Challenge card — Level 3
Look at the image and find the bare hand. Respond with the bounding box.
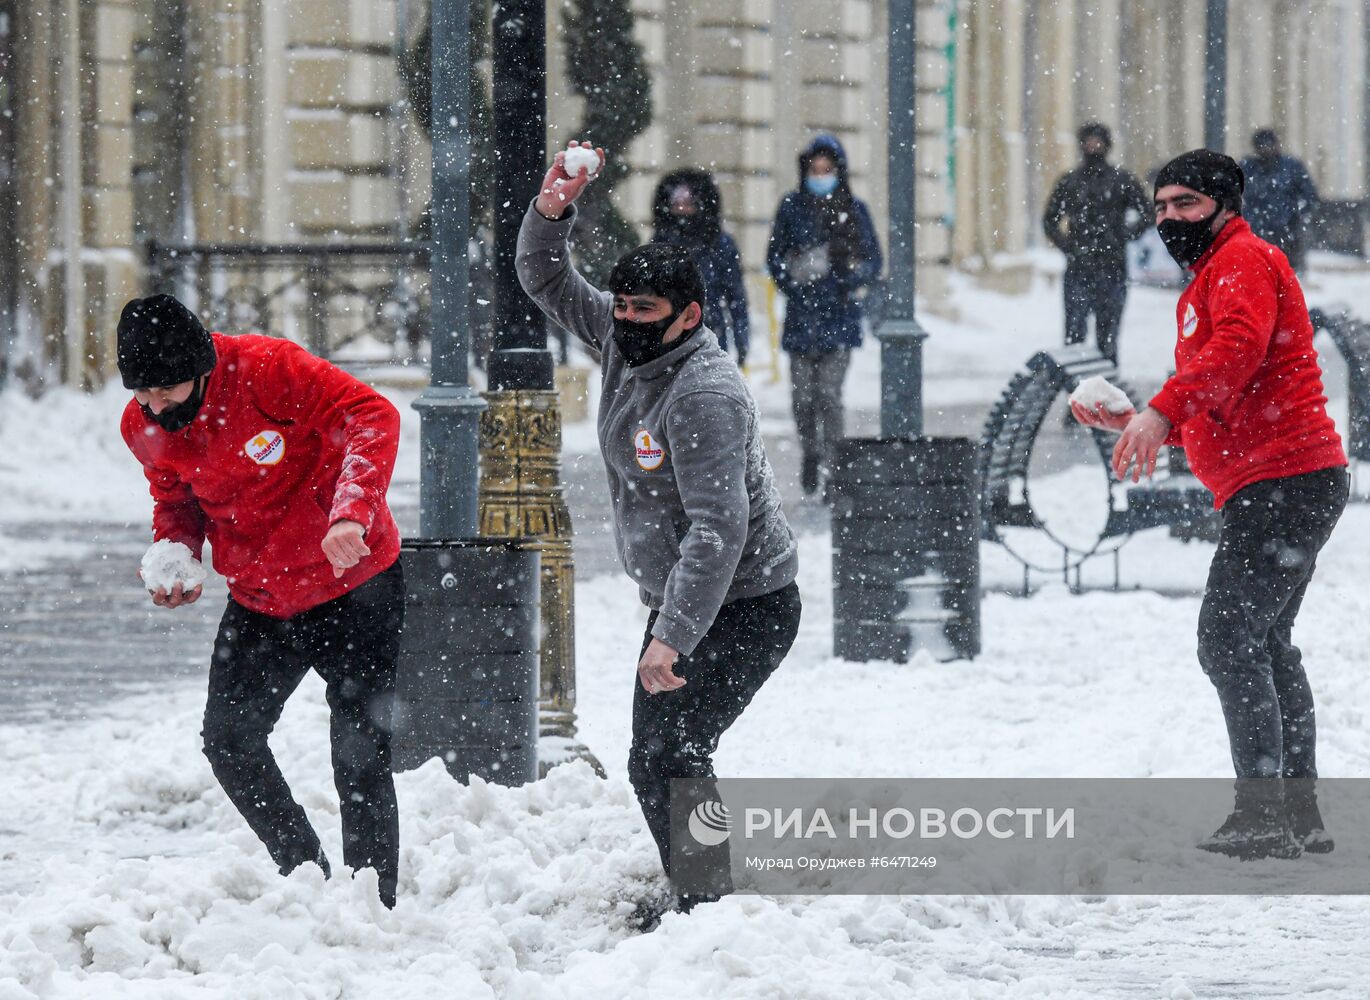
[534,141,606,220]
[322,519,370,578]
[1069,399,1136,433]
[1111,407,1172,482]
[150,581,203,608]
[638,638,687,695]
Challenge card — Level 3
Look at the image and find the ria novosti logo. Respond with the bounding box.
[687,800,732,846]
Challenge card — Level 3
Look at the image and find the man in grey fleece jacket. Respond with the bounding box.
[518,143,801,918]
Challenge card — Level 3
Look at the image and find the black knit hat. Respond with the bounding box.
[116,294,216,389]
[1154,149,1245,212]
[608,243,706,316]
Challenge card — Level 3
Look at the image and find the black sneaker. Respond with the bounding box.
[1288,787,1335,854]
[625,890,678,933]
[1197,808,1303,860]
[801,454,820,495]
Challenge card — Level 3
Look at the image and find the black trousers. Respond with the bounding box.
[629,582,801,882]
[1063,264,1127,363]
[202,559,405,906]
[1197,468,1348,781]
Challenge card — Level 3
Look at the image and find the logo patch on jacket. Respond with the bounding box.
[1181,303,1199,338]
[245,430,285,466]
[634,429,665,471]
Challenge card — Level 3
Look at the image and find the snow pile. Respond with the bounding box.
[7,521,1370,992]
[139,539,207,593]
[1069,375,1134,415]
[563,146,600,178]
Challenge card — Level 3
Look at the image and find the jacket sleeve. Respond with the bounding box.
[1043,176,1071,252]
[120,407,208,559]
[839,200,884,292]
[722,234,751,353]
[1295,163,1319,215]
[258,340,400,534]
[1124,172,1153,241]
[515,201,614,351]
[649,391,752,656]
[766,197,801,298]
[1148,248,1278,430]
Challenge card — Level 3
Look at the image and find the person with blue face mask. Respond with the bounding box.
[767,133,883,498]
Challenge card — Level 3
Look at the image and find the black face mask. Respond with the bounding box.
[1082,151,1107,167]
[612,311,687,367]
[1157,207,1222,268]
[141,375,207,432]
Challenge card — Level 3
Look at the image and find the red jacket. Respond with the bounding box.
[1148,217,1345,508]
[121,333,402,619]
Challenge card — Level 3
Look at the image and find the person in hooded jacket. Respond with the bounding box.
[767,133,883,496]
[1043,122,1152,364]
[651,169,750,367]
[1072,149,1347,862]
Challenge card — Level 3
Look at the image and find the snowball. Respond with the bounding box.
[140,539,207,593]
[1069,375,1134,415]
[563,146,600,178]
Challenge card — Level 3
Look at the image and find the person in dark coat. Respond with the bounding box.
[651,169,750,367]
[1043,123,1151,364]
[766,133,883,496]
[1239,128,1319,273]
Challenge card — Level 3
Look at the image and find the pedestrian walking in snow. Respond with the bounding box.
[519,142,801,925]
[766,133,883,497]
[117,294,406,907]
[1042,123,1152,364]
[1072,150,1348,861]
[1239,128,1320,274]
[651,169,751,368]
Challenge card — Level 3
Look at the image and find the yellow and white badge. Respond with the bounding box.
[1181,302,1199,338]
[634,428,665,471]
[245,430,285,466]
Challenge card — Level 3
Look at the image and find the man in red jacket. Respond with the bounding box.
[1073,150,1348,860]
[117,294,406,906]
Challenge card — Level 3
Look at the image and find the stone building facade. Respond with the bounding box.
[1,0,1365,388]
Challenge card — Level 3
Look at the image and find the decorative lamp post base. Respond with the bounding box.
[478,386,604,778]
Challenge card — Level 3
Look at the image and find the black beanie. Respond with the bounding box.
[1154,149,1245,213]
[116,294,216,389]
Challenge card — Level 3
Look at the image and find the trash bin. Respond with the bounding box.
[391,539,540,784]
[830,437,981,661]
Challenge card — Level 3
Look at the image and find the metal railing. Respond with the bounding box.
[144,241,433,365]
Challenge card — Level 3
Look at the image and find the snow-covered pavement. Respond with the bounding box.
[4,264,1370,996]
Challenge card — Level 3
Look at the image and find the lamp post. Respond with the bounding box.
[412,0,485,538]
[479,0,590,770]
[877,0,928,440]
[1204,0,1228,152]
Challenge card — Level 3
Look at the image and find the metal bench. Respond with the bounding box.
[979,346,1219,589]
[1310,306,1370,464]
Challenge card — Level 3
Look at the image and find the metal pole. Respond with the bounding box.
[1204,0,1227,152]
[878,0,928,440]
[488,0,553,391]
[413,0,486,538]
[481,0,592,769]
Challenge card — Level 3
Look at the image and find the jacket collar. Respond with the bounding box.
[1190,215,1250,273]
[624,327,714,381]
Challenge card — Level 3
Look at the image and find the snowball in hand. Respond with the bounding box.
[1070,375,1134,415]
[563,146,600,178]
[140,540,207,593]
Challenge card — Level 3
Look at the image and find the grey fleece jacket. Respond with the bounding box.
[517,201,799,655]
